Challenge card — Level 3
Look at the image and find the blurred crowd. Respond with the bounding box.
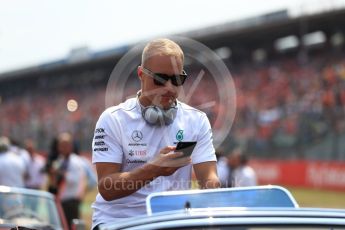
[229,54,345,159]
[0,134,97,229]
[0,53,345,160]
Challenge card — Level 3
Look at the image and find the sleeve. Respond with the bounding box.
[191,113,217,164]
[92,109,123,164]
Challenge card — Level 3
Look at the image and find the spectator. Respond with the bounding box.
[0,136,27,187]
[47,132,87,229]
[9,138,30,182]
[24,139,46,190]
[81,156,97,192]
[215,149,231,187]
[227,147,257,187]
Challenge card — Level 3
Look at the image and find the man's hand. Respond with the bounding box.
[150,146,191,176]
[96,145,191,201]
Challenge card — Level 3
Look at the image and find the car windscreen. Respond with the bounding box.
[148,187,297,214]
[0,192,62,229]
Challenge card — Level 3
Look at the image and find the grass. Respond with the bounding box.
[287,186,345,209]
[81,188,97,229]
[80,186,345,229]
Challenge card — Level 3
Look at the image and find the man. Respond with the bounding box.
[24,139,46,190]
[47,132,87,229]
[92,38,220,229]
[216,152,231,188]
[227,147,257,187]
[0,136,27,187]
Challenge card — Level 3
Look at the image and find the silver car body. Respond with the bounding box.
[100,185,345,230]
[0,185,64,230]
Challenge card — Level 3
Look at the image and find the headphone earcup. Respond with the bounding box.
[163,107,177,125]
[143,106,164,125]
[139,96,177,126]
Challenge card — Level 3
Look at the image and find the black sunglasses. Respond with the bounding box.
[141,67,188,86]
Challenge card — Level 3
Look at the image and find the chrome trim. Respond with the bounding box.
[102,208,345,230]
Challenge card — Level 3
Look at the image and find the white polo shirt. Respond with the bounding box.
[91,98,216,227]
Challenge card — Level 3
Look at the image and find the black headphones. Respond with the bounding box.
[137,91,177,126]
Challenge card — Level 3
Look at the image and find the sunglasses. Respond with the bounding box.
[141,67,188,86]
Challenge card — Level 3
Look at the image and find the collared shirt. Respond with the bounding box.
[91,98,216,227]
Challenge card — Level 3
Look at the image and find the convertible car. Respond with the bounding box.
[0,185,68,230]
[100,185,345,230]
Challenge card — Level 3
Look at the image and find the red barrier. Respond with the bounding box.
[250,160,345,191]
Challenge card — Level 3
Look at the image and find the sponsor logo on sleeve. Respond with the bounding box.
[93,128,108,152]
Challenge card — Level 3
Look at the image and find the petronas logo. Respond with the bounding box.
[176,130,184,141]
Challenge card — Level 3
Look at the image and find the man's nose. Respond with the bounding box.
[164,79,176,91]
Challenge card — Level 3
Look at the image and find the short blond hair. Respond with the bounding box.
[141,38,184,67]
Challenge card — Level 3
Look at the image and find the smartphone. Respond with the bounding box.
[175,141,197,158]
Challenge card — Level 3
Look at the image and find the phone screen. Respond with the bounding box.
[175,141,197,158]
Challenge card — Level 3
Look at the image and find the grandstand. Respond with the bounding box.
[1,7,344,163]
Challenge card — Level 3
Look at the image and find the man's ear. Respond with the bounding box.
[137,66,143,80]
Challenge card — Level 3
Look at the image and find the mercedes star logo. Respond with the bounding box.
[131,130,143,142]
